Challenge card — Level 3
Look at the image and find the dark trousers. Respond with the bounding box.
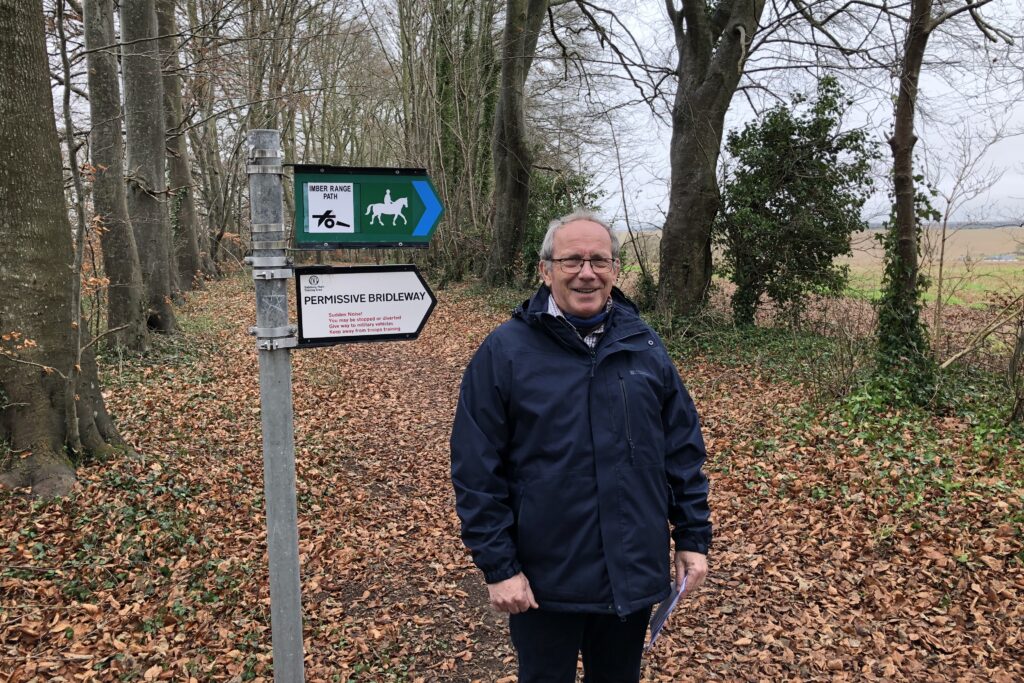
[508,607,652,683]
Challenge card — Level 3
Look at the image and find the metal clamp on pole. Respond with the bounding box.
[249,147,282,160]
[252,268,294,280]
[257,337,299,351]
[252,240,290,251]
[248,323,299,350]
[247,164,284,175]
[251,222,287,234]
[249,324,296,338]
[245,255,290,268]
[250,324,299,351]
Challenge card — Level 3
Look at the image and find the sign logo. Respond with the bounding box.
[308,275,320,286]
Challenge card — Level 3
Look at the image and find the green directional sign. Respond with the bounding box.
[292,165,444,248]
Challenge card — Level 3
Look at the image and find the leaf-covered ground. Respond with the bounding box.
[2,275,1022,682]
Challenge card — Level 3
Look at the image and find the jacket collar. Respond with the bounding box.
[514,285,642,331]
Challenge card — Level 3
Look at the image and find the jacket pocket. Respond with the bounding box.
[516,471,607,602]
[615,369,665,466]
[616,465,671,600]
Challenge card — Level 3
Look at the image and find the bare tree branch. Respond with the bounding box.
[928,0,995,32]
[940,292,1024,369]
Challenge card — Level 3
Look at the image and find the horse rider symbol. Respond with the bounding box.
[366,188,408,226]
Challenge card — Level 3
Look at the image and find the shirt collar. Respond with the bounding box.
[545,294,613,319]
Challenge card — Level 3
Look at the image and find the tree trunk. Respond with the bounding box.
[884,0,932,348]
[186,0,242,272]
[157,0,203,292]
[398,0,433,165]
[121,0,178,332]
[658,114,723,316]
[0,0,120,497]
[873,0,940,388]
[657,0,765,316]
[83,0,149,352]
[184,0,220,275]
[485,0,547,286]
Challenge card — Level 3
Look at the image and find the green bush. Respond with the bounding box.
[714,76,878,326]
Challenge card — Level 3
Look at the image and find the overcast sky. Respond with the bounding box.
[588,1,1024,230]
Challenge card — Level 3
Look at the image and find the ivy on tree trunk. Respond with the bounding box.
[486,0,548,286]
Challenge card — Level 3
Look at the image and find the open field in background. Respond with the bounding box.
[617,226,1024,308]
[847,227,1024,268]
[616,230,662,275]
[845,227,1024,307]
[614,226,1024,378]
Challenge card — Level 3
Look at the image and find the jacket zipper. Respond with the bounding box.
[618,373,635,463]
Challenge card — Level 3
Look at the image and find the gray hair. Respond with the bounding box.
[538,209,620,265]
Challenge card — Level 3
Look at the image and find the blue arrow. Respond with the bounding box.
[412,180,442,237]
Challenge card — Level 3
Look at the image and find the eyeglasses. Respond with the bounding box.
[549,257,618,274]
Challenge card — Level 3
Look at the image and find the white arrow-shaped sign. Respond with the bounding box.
[295,265,436,346]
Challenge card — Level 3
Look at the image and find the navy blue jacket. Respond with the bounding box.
[450,286,712,616]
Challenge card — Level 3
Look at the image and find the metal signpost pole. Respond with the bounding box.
[245,129,305,682]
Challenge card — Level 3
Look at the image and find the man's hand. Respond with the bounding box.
[486,572,539,614]
[675,551,708,598]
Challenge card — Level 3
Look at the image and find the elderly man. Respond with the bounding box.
[450,210,711,682]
